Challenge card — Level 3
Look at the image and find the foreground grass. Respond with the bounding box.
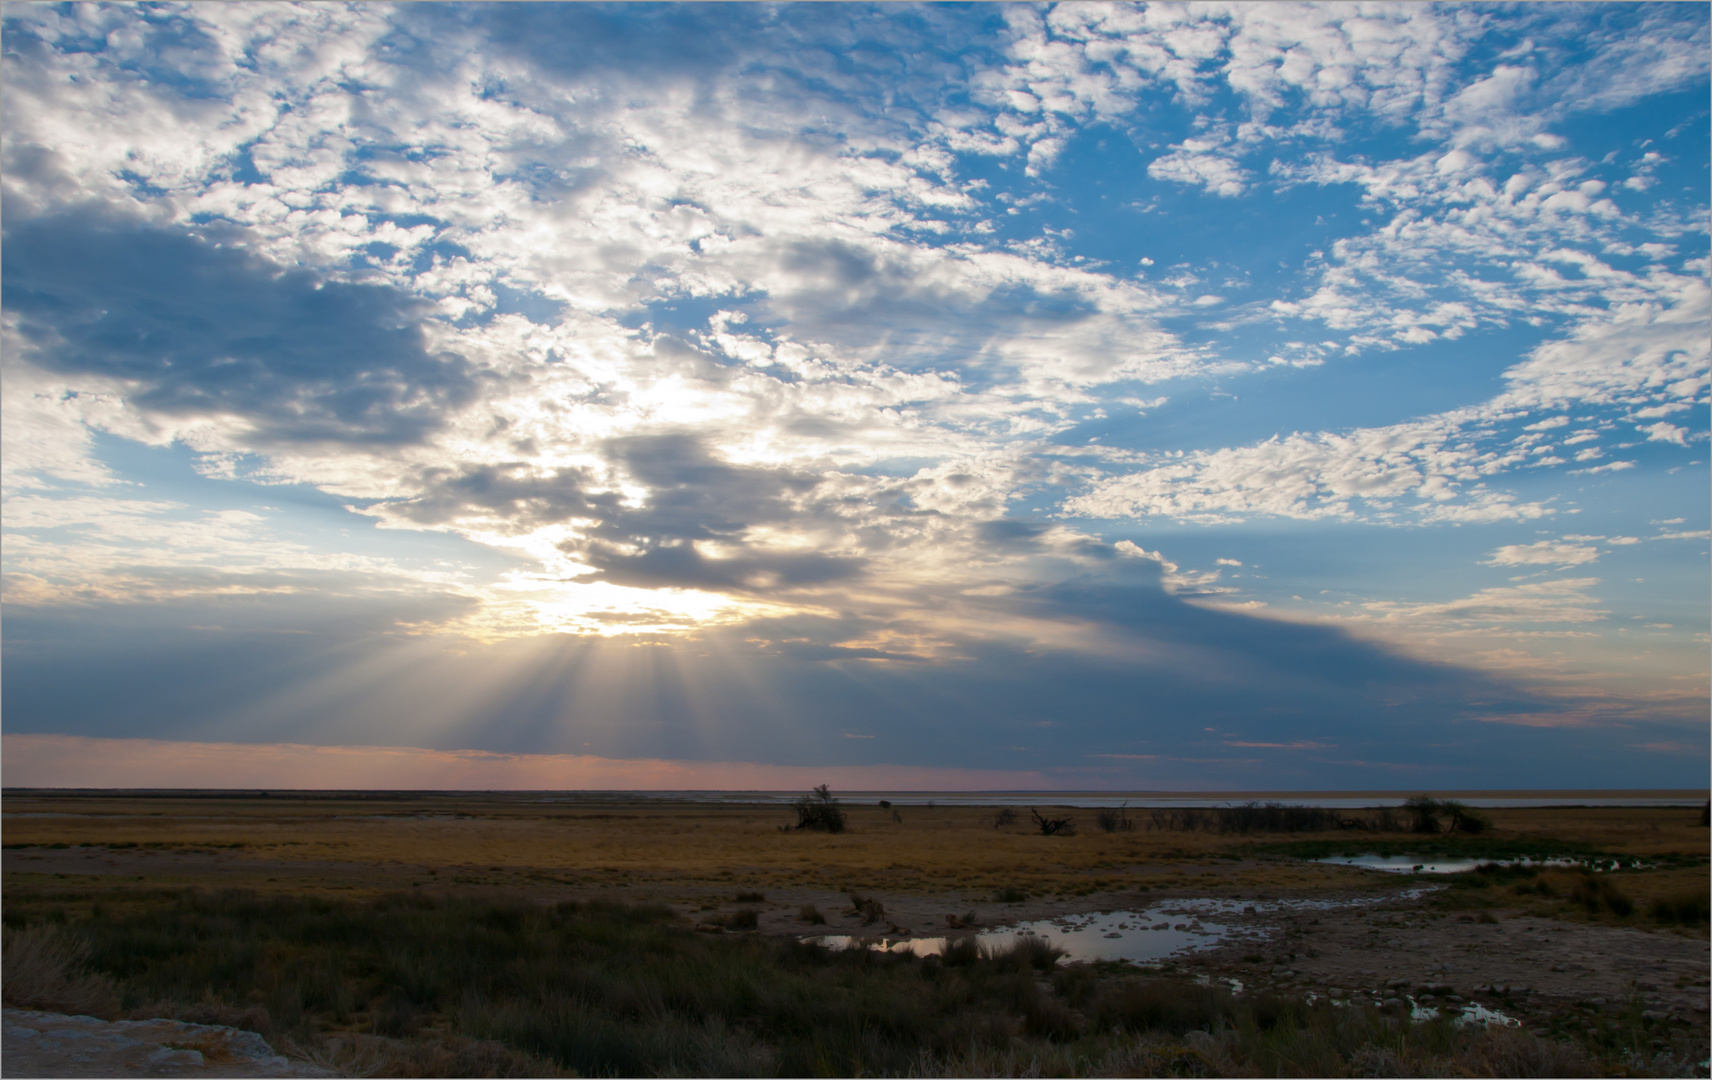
[5,887,1698,1077]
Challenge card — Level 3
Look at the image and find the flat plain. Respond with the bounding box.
[3,790,1708,1077]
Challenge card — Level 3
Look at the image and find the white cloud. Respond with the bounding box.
[1360,577,1608,628]
[1484,541,1600,567]
[1067,279,1707,526]
[1147,137,1248,197]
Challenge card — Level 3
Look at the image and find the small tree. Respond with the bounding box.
[1440,799,1488,834]
[1403,795,1442,834]
[792,784,846,833]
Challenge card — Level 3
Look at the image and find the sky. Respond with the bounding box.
[2,2,1707,792]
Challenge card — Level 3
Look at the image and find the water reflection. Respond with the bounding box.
[1315,854,1585,874]
[804,902,1256,964]
[1409,997,1521,1028]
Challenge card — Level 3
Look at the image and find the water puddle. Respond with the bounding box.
[1408,997,1521,1028]
[1315,854,1583,875]
[804,901,1257,964]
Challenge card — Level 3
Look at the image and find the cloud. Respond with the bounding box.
[2,213,477,446]
[2,574,1651,787]
[1147,137,1248,197]
[1359,577,1608,628]
[1,3,1705,787]
[1067,282,1708,526]
[1484,541,1600,568]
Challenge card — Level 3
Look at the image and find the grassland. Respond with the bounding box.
[2,790,1707,1076]
[4,791,1705,898]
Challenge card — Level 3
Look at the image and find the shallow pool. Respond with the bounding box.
[1314,854,1582,874]
[804,900,1262,964]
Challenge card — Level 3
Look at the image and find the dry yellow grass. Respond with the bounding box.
[4,793,1705,902]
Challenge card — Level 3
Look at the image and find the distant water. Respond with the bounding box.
[554,790,1706,809]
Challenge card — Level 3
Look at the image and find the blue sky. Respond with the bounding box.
[2,2,1707,790]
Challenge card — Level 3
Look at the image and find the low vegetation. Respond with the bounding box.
[0,888,1653,1078]
[1145,796,1490,836]
[1030,807,1076,836]
[790,784,846,833]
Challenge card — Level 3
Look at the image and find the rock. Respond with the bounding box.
[2,1008,331,1078]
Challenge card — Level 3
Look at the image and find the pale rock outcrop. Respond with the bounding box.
[2,1008,333,1078]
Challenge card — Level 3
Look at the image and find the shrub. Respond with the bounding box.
[790,785,846,833]
[733,891,766,903]
[992,887,1026,904]
[1095,806,1135,834]
[1403,795,1442,833]
[992,807,1018,828]
[1440,799,1489,834]
[1029,808,1076,836]
[716,908,759,931]
[796,904,825,925]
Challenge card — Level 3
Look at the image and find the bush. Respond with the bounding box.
[796,904,825,925]
[733,891,766,903]
[1095,806,1135,833]
[992,807,1018,828]
[790,785,846,833]
[716,908,759,931]
[992,887,1026,903]
[1403,795,1442,833]
[1030,808,1076,836]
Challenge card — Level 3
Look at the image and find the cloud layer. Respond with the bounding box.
[3,3,1706,787]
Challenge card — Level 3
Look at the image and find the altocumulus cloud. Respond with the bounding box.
[1,2,1706,789]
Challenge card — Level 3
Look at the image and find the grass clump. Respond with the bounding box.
[1648,888,1710,925]
[796,903,826,925]
[1,924,121,1018]
[714,907,759,931]
[1570,872,1634,916]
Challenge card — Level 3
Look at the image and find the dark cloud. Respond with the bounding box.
[6,582,1703,789]
[2,213,479,444]
[389,434,867,594]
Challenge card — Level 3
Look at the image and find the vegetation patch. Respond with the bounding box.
[0,888,1652,1077]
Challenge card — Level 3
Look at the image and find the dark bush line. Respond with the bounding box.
[1144,796,1489,835]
